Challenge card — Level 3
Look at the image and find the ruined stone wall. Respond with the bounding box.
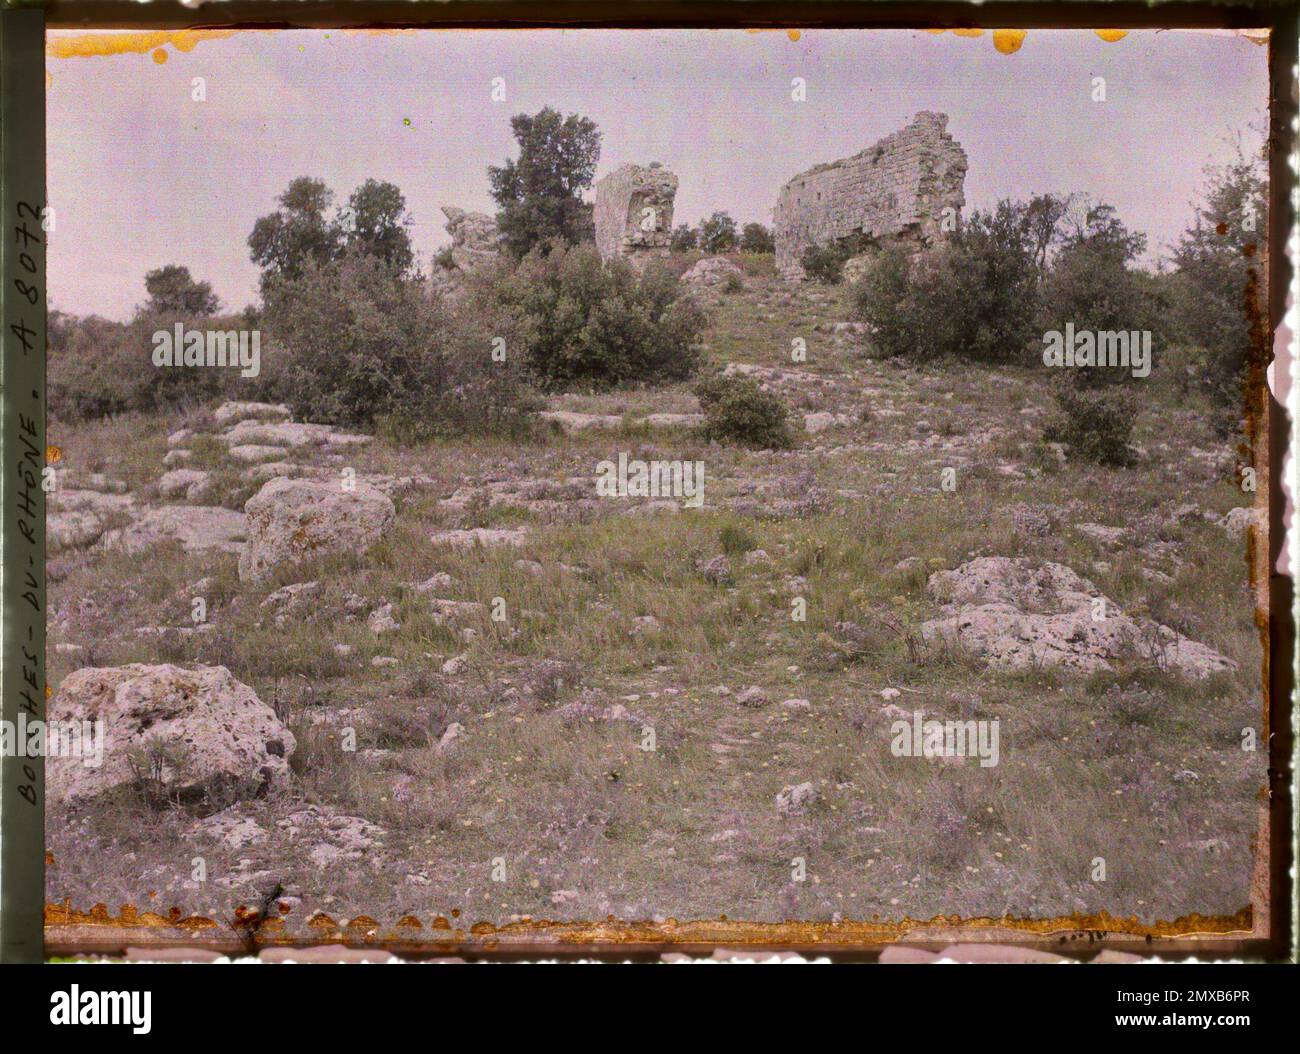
[594,163,678,263]
[773,112,967,280]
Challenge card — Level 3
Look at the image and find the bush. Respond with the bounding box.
[261,252,533,440]
[801,241,855,285]
[481,239,705,391]
[740,222,774,254]
[695,373,794,450]
[1043,385,1137,467]
[49,309,248,421]
[852,201,1041,364]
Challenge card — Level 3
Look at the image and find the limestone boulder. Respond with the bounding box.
[48,664,294,806]
[681,256,744,289]
[239,476,395,583]
[920,557,1235,679]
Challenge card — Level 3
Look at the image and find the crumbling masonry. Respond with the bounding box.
[594,163,678,263]
[773,112,968,280]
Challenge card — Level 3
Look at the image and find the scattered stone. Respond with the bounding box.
[260,581,321,626]
[515,558,545,576]
[370,656,398,669]
[441,655,468,676]
[429,527,529,549]
[780,698,811,711]
[681,256,744,288]
[1218,506,1265,536]
[213,400,292,426]
[1075,523,1126,545]
[436,722,464,755]
[158,468,211,501]
[367,603,401,636]
[47,663,294,806]
[736,685,769,708]
[239,477,395,583]
[776,781,817,816]
[413,573,454,594]
[879,687,901,701]
[700,554,732,584]
[743,549,772,567]
[920,557,1236,679]
[104,506,246,555]
[49,511,106,553]
[227,443,285,464]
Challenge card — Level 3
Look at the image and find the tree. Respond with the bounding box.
[1171,143,1268,424]
[141,265,219,316]
[488,107,602,257]
[1023,192,1076,277]
[852,199,1040,364]
[697,211,738,253]
[342,178,414,273]
[248,177,342,291]
[671,224,698,251]
[1040,201,1157,385]
[740,222,775,254]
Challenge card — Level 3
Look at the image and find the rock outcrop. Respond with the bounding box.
[239,477,395,583]
[429,206,501,299]
[681,256,744,289]
[773,111,967,280]
[48,664,294,806]
[594,162,678,263]
[920,557,1235,679]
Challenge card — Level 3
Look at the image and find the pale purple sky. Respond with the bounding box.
[47,27,1268,320]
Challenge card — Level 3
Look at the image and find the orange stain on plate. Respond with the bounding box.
[45,445,62,464]
[1095,29,1129,43]
[45,30,237,61]
[992,30,1028,54]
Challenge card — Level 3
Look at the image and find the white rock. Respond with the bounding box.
[47,664,293,805]
[239,477,395,583]
[212,401,292,426]
[776,781,817,816]
[921,557,1235,679]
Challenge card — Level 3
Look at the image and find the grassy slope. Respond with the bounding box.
[46,260,1265,928]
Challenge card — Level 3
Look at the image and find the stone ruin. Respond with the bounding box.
[593,162,678,263]
[773,112,967,280]
[429,206,501,300]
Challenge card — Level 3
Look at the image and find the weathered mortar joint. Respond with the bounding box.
[773,111,968,280]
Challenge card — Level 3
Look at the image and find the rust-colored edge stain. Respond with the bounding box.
[38,24,1280,958]
[45,29,239,61]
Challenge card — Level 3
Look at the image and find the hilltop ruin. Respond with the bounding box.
[594,162,678,263]
[773,112,968,280]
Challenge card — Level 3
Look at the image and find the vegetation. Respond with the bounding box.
[488,106,602,258]
[695,372,794,449]
[481,239,705,391]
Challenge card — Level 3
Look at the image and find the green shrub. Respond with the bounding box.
[719,523,757,556]
[852,200,1041,364]
[261,252,533,440]
[1043,386,1137,467]
[48,309,248,421]
[801,241,855,285]
[695,373,794,450]
[481,239,706,391]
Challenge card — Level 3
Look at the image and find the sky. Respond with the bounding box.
[46,27,1269,320]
